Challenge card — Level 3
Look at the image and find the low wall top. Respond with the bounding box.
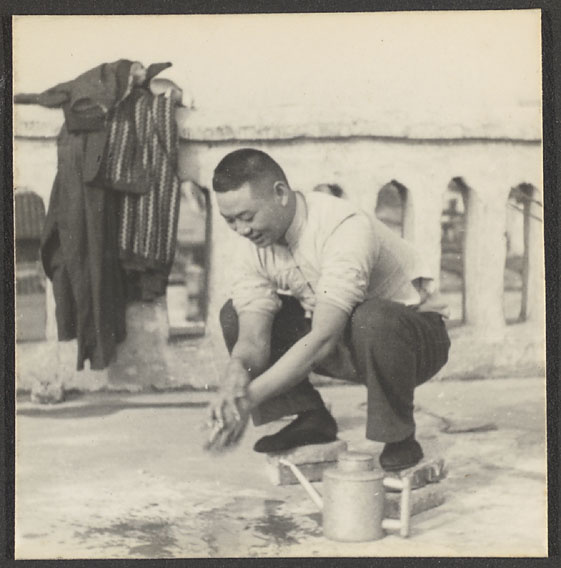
[13,102,542,142]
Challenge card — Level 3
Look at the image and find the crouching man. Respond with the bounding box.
[204,148,450,471]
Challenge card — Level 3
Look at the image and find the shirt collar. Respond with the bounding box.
[284,191,307,248]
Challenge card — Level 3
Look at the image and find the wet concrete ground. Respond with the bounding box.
[15,377,547,558]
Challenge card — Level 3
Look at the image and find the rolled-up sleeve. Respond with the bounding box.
[316,213,378,314]
[230,240,281,316]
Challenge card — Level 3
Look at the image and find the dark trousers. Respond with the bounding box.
[219,295,451,443]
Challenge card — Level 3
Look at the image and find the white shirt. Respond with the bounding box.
[230,191,431,318]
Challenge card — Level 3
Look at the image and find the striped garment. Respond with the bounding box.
[101,89,181,274]
[15,190,46,240]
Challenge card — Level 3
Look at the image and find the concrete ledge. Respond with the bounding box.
[14,103,542,142]
[441,322,545,381]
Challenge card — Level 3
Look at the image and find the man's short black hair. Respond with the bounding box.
[212,149,288,193]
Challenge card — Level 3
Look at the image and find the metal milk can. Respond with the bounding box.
[280,450,411,542]
[322,451,385,542]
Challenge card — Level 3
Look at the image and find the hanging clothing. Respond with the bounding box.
[40,124,127,370]
[15,60,175,370]
[95,87,181,300]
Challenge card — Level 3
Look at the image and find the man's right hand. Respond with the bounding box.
[204,310,273,452]
[204,359,252,452]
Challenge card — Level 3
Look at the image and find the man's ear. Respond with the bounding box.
[273,181,290,206]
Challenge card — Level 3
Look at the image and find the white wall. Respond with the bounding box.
[13,129,546,390]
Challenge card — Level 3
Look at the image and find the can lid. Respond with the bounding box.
[324,467,385,482]
[337,451,375,472]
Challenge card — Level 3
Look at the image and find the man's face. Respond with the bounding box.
[216,181,288,248]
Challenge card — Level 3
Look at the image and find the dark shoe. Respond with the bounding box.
[253,406,338,453]
[379,434,424,472]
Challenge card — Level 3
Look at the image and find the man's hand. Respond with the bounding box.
[204,359,252,452]
[205,394,251,452]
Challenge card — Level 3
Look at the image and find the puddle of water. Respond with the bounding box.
[74,517,178,557]
[196,496,263,556]
[70,494,324,557]
[249,500,301,545]
[306,511,323,527]
[193,495,322,555]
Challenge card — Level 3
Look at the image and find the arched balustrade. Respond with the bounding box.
[440,178,470,325]
[375,180,408,237]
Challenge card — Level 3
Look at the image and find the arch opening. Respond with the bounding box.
[375,180,408,237]
[440,177,469,325]
[166,180,211,337]
[15,188,47,342]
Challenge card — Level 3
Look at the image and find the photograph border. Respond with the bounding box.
[2,0,560,564]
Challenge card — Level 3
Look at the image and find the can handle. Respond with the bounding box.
[279,458,324,510]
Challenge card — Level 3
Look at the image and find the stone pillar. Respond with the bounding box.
[23,281,75,402]
[358,184,381,221]
[463,183,507,335]
[107,298,171,390]
[401,176,444,284]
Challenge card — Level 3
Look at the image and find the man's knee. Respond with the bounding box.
[219,299,238,351]
[350,298,401,341]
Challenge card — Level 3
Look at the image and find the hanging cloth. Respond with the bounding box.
[96,85,181,300]
[14,60,173,369]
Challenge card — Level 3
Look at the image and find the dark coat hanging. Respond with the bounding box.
[15,60,175,370]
